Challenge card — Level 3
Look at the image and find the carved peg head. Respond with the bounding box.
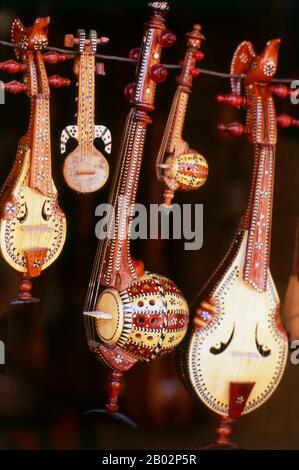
[124,83,135,100]
[129,48,141,61]
[150,64,168,83]
[187,24,205,50]
[218,122,249,137]
[11,17,50,58]
[159,30,176,48]
[277,114,299,128]
[245,39,281,85]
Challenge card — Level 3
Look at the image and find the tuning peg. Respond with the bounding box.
[96,62,105,76]
[124,83,135,100]
[195,51,204,61]
[216,93,247,108]
[0,60,27,74]
[64,34,77,48]
[65,34,109,48]
[150,64,168,84]
[4,80,26,94]
[98,37,110,45]
[159,30,176,48]
[191,68,201,78]
[43,51,72,65]
[277,114,299,128]
[129,48,140,60]
[270,84,290,99]
[48,75,71,88]
[218,122,249,137]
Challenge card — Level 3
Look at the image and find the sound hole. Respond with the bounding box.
[210,325,235,355]
[255,324,271,357]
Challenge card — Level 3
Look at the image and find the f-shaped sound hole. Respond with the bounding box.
[18,202,28,223]
[210,324,235,355]
[255,324,271,357]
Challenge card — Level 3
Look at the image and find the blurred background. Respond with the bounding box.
[0,0,298,450]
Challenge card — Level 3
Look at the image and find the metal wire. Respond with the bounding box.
[0,39,296,83]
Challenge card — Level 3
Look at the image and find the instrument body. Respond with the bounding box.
[180,39,288,420]
[156,25,208,206]
[0,18,66,286]
[61,30,111,193]
[83,2,188,412]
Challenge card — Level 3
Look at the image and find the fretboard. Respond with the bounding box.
[165,87,190,155]
[98,110,149,291]
[77,53,95,147]
[29,52,53,197]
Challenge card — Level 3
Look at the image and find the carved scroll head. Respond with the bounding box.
[230,39,281,94]
[186,24,205,49]
[11,17,50,58]
[245,39,281,84]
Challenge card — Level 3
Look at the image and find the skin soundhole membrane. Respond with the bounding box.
[96,274,189,361]
[63,149,109,193]
[96,289,123,345]
[164,152,208,190]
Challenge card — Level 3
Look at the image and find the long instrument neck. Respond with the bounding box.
[27,51,53,197]
[98,108,151,291]
[243,86,277,293]
[165,87,190,154]
[77,52,95,147]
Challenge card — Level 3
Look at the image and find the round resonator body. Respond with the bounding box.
[96,272,189,361]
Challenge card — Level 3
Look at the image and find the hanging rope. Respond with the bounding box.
[0,38,297,83]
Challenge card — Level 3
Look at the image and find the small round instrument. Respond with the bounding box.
[61,29,111,194]
[164,151,208,191]
[156,24,208,206]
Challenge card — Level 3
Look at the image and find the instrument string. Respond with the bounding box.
[84,109,133,325]
[156,87,180,181]
[0,38,297,83]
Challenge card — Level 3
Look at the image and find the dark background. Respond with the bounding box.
[0,0,298,449]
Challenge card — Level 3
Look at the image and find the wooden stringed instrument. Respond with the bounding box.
[0,17,67,302]
[179,39,288,445]
[156,24,208,207]
[83,1,189,414]
[61,29,111,194]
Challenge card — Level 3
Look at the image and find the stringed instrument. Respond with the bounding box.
[0,17,67,302]
[179,39,288,446]
[156,24,208,207]
[61,29,111,193]
[83,1,189,414]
